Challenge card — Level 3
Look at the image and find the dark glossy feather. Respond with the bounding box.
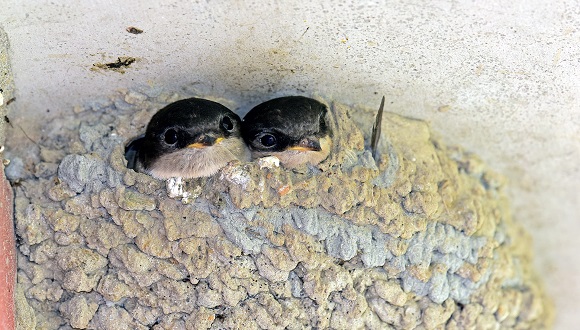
[124,135,145,170]
[371,96,385,162]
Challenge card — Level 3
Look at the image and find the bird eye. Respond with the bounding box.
[164,128,178,145]
[259,134,277,147]
[221,116,234,131]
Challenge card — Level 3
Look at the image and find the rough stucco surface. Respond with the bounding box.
[7,90,551,329]
[0,27,13,147]
[0,1,578,328]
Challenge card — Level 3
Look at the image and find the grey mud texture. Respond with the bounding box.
[7,89,552,329]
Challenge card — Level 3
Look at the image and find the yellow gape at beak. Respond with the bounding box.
[186,143,205,149]
[287,146,314,151]
[287,137,322,152]
[186,136,224,149]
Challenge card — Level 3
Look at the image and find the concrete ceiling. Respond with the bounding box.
[1,0,578,328]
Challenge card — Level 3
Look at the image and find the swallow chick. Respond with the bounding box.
[125,97,250,179]
[242,96,332,169]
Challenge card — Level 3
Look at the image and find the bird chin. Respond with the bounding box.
[253,136,331,169]
[146,138,250,179]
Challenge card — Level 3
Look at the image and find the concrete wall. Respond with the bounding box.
[1,0,578,328]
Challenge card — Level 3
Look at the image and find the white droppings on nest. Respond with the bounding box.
[219,164,250,189]
[2,144,10,166]
[0,90,3,106]
[257,156,280,169]
[166,177,192,203]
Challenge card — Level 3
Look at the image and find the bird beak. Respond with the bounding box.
[287,137,322,152]
[186,136,224,149]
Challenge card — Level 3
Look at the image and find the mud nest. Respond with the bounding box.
[7,89,552,329]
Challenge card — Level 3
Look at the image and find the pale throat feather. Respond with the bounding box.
[147,137,250,179]
[252,136,332,169]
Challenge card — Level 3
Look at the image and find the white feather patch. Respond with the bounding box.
[147,137,250,179]
[252,136,331,169]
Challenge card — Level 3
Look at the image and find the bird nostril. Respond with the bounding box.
[199,135,217,145]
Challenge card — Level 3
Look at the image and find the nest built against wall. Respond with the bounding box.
[6,89,552,329]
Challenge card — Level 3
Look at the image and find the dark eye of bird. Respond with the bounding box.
[221,116,234,131]
[164,128,178,145]
[259,134,277,147]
